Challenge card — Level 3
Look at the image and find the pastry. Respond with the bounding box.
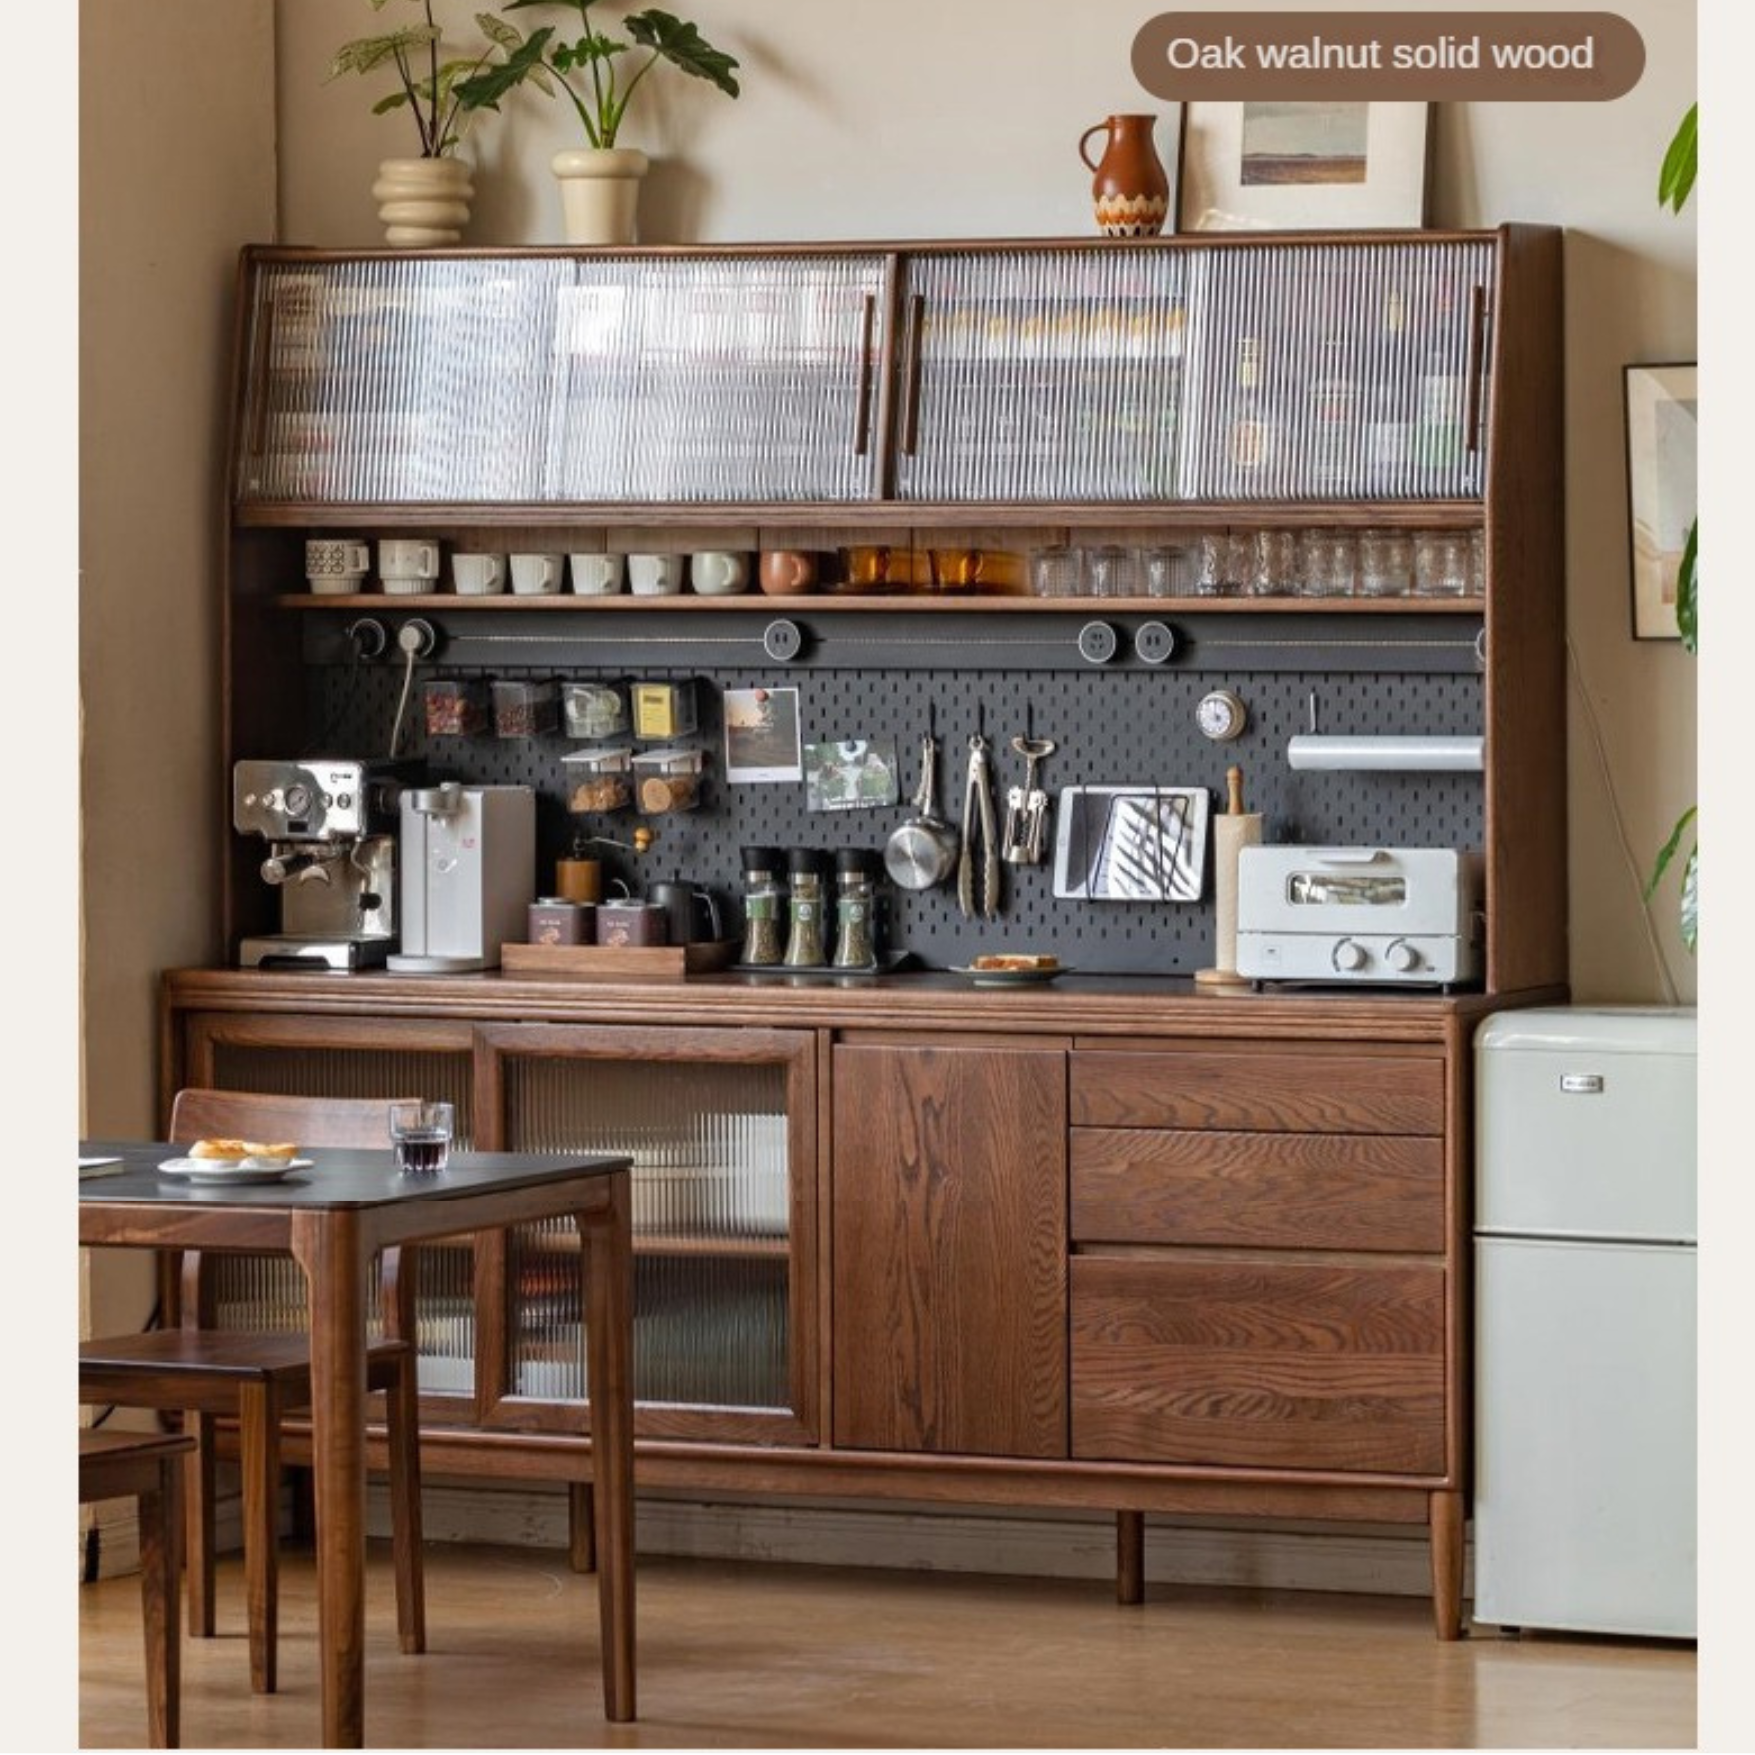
[970,953,1059,971]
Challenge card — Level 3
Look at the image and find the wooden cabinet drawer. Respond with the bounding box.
[1070,1129,1445,1252]
[1071,1257,1446,1475]
[1070,1049,1444,1136]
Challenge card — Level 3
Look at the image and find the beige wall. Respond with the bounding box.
[80,0,279,1138]
[272,0,1697,1004]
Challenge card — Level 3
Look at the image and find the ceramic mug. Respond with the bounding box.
[759,549,818,595]
[627,553,684,596]
[451,552,507,596]
[689,551,750,596]
[378,537,441,595]
[569,553,625,596]
[306,539,371,596]
[509,552,564,596]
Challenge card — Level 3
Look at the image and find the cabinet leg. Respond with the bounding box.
[568,1481,596,1574]
[1117,1510,1145,1605]
[1428,1490,1465,1640]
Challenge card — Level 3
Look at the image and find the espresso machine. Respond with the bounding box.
[387,782,535,974]
[233,758,415,970]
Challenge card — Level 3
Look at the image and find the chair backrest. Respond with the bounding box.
[169,1089,418,1152]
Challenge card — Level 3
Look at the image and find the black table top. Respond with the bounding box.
[78,1139,632,1211]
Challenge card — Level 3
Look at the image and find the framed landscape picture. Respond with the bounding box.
[1624,363,1698,640]
[1177,101,1431,232]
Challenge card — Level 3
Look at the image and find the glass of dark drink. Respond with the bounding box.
[389,1101,453,1175]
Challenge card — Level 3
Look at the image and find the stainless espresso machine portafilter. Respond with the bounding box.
[232,758,417,970]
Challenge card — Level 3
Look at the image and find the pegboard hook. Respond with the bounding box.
[1307,691,1320,735]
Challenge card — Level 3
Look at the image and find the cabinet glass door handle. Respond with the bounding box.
[854,292,877,457]
[1465,283,1488,456]
[898,292,926,457]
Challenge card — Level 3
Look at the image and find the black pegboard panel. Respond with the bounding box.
[303,646,1483,975]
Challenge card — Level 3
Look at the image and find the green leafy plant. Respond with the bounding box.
[328,0,549,157]
[458,1,740,150]
[1643,100,1698,952]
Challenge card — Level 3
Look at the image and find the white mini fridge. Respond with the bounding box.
[1472,1006,1696,1637]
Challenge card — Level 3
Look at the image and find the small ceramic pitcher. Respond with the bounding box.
[1078,115,1170,237]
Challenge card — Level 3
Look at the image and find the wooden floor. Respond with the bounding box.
[78,1540,1696,1749]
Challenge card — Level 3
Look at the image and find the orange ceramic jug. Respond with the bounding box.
[1078,114,1170,237]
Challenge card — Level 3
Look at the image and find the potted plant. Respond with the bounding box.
[329,0,551,244]
[457,1,740,245]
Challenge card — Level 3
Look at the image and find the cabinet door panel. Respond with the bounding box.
[832,1043,1067,1457]
[892,249,1189,503]
[1072,1257,1445,1474]
[236,256,568,503]
[546,255,888,503]
[1070,1128,1444,1252]
[1071,1048,1444,1135]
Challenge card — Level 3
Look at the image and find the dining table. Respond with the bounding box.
[79,1138,636,1749]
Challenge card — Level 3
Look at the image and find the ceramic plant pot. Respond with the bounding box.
[372,156,474,247]
[552,147,650,246]
[1077,115,1169,237]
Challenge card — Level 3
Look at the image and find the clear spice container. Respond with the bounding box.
[739,844,787,967]
[782,848,828,968]
[561,745,633,813]
[832,848,880,970]
[630,679,698,741]
[491,678,559,737]
[631,746,705,814]
[423,678,488,737]
[562,680,629,740]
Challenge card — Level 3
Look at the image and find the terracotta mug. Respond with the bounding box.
[759,549,818,595]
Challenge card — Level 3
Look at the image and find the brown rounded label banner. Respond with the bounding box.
[1132,12,1644,101]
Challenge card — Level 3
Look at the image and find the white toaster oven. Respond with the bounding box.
[1235,846,1484,988]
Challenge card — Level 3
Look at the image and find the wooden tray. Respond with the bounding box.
[499,940,740,979]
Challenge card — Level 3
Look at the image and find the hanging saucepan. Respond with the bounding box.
[884,730,960,890]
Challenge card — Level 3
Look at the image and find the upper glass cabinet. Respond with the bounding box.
[232,237,1500,513]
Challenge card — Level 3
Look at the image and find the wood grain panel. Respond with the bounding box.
[832,1042,1067,1458]
[1070,1049,1444,1135]
[1070,1129,1444,1252]
[1070,1257,1445,1474]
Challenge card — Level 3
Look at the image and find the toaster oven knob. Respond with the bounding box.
[1331,937,1369,973]
[1385,938,1422,973]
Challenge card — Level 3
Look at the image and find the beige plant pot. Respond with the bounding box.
[552,148,650,246]
[372,156,474,247]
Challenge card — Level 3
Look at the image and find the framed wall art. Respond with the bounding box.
[1624,362,1698,640]
[1177,101,1432,232]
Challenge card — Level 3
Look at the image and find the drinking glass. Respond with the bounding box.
[1356,528,1414,598]
[1139,545,1191,598]
[1413,530,1470,598]
[1029,546,1084,598]
[1195,531,1250,597]
[389,1100,454,1175]
[1085,544,1143,598]
[1467,526,1487,596]
[1297,528,1358,598]
[1249,529,1298,598]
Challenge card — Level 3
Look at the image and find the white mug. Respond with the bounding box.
[689,550,750,596]
[569,553,625,596]
[451,552,507,596]
[509,552,563,596]
[306,539,370,596]
[378,538,440,595]
[627,553,684,596]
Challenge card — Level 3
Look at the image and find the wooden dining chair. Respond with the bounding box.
[78,1090,427,1695]
[80,1428,196,1747]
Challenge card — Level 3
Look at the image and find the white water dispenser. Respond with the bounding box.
[388,783,535,973]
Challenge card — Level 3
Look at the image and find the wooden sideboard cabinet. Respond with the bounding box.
[161,973,1508,1640]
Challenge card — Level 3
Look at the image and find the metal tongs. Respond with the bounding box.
[958,733,1001,920]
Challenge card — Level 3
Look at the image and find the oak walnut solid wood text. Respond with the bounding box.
[175,226,1567,1644]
